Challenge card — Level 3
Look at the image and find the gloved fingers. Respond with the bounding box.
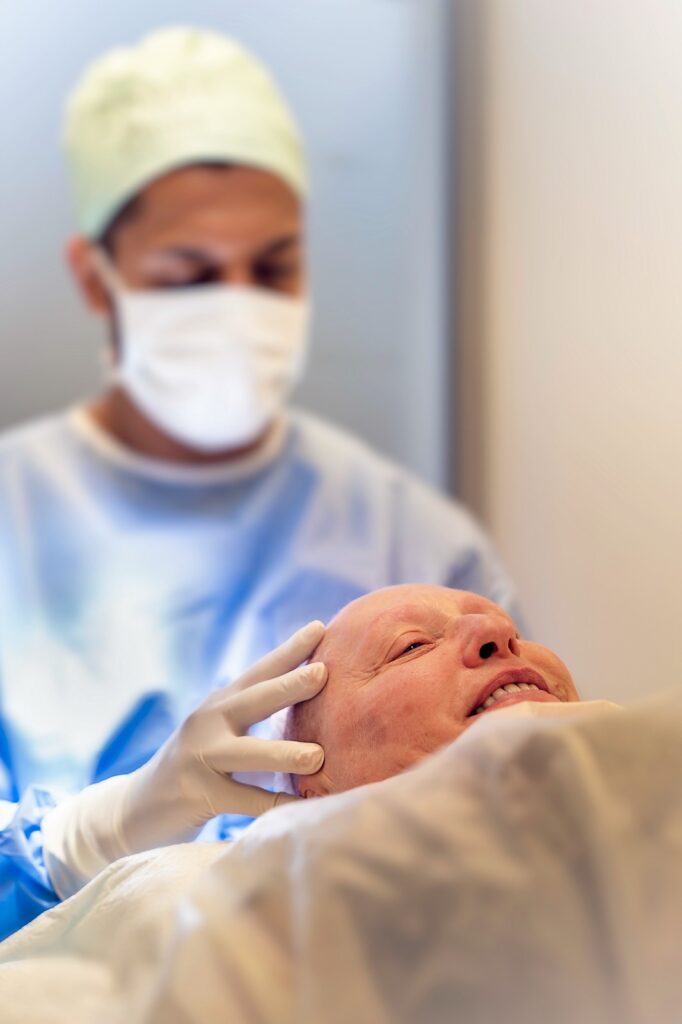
[230,620,326,692]
[223,661,327,730]
[207,779,301,818]
[210,735,324,775]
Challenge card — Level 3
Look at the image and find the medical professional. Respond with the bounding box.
[0,26,521,939]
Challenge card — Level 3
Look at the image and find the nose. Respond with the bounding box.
[460,614,521,669]
[218,264,256,288]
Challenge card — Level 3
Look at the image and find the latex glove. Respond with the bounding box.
[42,621,327,899]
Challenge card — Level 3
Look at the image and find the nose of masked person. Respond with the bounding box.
[459,614,521,669]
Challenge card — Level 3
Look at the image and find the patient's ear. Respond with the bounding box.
[299,770,332,799]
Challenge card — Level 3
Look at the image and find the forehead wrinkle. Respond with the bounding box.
[367,602,451,634]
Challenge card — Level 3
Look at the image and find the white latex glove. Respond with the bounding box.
[42,620,327,899]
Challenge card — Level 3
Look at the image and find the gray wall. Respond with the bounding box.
[0,0,453,491]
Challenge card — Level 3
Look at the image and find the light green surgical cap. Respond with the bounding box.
[63,26,307,238]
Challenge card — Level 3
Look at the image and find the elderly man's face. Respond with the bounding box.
[290,585,579,796]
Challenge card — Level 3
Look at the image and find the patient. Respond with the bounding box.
[0,586,601,1023]
[286,584,580,796]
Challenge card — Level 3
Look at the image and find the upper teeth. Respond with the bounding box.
[473,682,542,714]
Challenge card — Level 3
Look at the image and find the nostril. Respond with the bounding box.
[479,641,497,660]
[508,637,520,656]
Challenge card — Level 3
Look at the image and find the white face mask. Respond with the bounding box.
[96,253,310,451]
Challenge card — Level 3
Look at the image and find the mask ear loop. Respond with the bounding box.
[91,246,126,295]
[91,248,126,373]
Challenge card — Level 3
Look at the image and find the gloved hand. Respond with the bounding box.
[42,620,327,899]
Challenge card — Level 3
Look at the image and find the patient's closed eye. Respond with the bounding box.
[384,635,433,663]
[396,641,427,658]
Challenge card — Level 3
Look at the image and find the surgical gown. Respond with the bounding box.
[0,405,521,938]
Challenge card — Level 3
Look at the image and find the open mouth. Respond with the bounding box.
[468,668,553,717]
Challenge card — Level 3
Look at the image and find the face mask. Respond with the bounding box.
[96,252,310,451]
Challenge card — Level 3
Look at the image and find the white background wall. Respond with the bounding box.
[456,1,682,702]
[0,0,451,490]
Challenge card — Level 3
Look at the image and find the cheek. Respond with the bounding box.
[524,644,580,699]
[327,675,466,788]
[359,662,466,740]
[329,698,392,760]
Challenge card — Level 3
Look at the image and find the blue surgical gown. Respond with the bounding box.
[0,406,521,938]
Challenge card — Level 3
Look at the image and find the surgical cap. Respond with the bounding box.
[63,26,307,239]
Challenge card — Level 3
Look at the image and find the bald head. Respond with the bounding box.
[287,585,579,797]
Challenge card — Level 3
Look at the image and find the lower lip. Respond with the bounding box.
[477,690,561,716]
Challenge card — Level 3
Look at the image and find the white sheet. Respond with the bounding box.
[1,698,680,1024]
[0,842,223,1023]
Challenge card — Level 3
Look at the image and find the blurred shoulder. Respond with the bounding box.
[288,408,475,525]
[0,410,76,472]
